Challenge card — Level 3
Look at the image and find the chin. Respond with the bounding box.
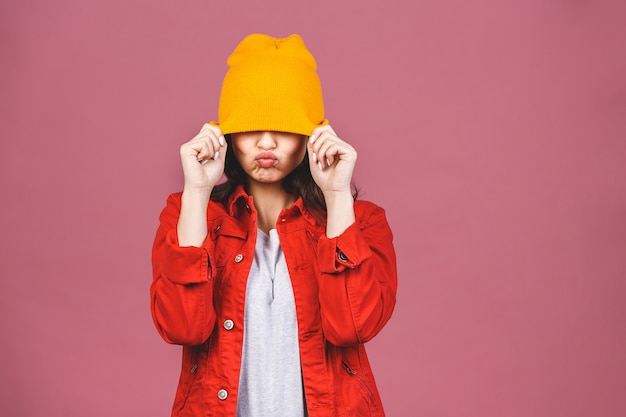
[249,172,282,184]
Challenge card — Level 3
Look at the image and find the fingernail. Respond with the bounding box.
[219,136,225,146]
[201,159,209,165]
[318,161,323,170]
[326,158,331,166]
[309,134,316,144]
[213,151,219,160]
[312,152,317,163]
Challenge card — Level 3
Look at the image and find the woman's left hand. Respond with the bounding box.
[308,125,357,195]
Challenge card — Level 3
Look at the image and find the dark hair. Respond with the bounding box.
[210,135,358,224]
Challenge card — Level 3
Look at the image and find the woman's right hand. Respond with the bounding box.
[180,123,227,193]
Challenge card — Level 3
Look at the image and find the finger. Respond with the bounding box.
[212,136,229,161]
[184,140,213,163]
[308,129,330,154]
[306,145,323,171]
[310,131,337,168]
[189,131,223,161]
[200,123,225,144]
[317,142,341,169]
[308,136,322,168]
[202,138,228,164]
[308,140,322,169]
[310,124,336,143]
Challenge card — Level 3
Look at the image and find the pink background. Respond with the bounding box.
[1,1,625,416]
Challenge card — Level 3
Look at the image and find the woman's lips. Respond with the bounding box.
[255,152,278,168]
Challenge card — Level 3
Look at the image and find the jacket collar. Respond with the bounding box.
[226,185,251,217]
[226,185,319,226]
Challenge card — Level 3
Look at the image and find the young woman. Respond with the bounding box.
[151,33,398,417]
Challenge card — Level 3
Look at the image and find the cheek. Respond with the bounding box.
[296,146,307,162]
[231,146,242,163]
[290,139,308,161]
[289,149,307,168]
[230,140,248,163]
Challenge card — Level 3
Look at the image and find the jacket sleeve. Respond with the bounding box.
[316,202,398,346]
[150,193,217,346]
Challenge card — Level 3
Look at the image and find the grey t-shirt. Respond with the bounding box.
[236,229,307,417]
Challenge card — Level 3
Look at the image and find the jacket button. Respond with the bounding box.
[223,319,234,330]
[337,251,349,262]
[217,389,228,400]
[234,253,244,263]
[214,225,221,233]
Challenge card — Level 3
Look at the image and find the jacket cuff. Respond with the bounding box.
[317,221,372,273]
[162,229,211,284]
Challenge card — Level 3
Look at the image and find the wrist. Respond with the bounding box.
[182,186,212,202]
[324,191,355,238]
[323,189,353,206]
[178,188,211,247]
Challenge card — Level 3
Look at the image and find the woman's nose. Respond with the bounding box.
[257,131,277,149]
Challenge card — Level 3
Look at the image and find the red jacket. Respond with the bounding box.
[151,186,397,416]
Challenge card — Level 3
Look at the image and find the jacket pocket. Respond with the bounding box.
[173,346,202,414]
[208,216,247,267]
[339,360,381,416]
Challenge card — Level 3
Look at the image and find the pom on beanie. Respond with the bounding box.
[214,34,327,136]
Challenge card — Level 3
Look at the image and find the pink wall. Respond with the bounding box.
[1,1,625,416]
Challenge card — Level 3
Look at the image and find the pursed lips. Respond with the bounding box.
[255,152,278,168]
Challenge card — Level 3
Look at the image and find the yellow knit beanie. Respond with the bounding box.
[214,34,327,136]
